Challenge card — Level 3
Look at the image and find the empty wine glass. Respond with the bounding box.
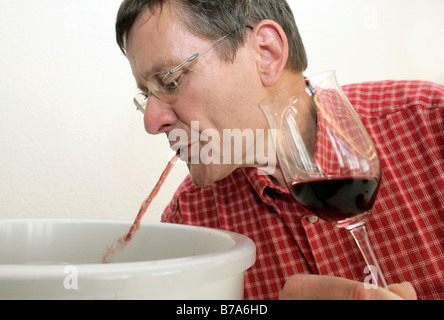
[260,70,387,289]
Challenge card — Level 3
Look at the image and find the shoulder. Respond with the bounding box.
[342,80,444,116]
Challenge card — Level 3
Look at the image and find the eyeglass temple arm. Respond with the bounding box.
[165,35,229,77]
[165,25,254,78]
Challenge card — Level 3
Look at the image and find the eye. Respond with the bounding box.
[161,72,184,91]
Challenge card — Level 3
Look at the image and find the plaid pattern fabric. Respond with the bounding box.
[162,80,444,300]
[311,87,381,178]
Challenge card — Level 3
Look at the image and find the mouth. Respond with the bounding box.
[171,142,196,162]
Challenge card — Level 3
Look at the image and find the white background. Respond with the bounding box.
[1,0,443,222]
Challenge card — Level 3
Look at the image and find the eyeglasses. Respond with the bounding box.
[133,26,253,114]
[133,34,230,114]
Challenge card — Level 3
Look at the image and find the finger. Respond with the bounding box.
[279,274,414,300]
[279,274,369,300]
[388,282,417,300]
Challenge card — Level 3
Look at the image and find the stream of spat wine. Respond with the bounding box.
[102,153,179,263]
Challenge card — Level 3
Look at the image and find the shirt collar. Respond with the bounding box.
[240,167,290,202]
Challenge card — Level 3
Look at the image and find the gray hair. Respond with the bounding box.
[116,0,307,72]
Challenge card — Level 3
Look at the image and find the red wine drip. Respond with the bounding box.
[102,153,179,263]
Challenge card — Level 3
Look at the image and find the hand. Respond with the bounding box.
[279,274,417,300]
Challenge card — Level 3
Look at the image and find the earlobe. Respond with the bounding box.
[254,20,289,87]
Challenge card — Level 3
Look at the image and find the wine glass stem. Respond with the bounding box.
[348,224,388,290]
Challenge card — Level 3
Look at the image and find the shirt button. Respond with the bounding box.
[307,216,319,223]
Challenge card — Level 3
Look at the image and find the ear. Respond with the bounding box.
[252,20,289,87]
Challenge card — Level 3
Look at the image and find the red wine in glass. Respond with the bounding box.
[288,177,380,227]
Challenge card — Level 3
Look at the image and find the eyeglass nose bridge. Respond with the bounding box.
[133,93,147,114]
[133,88,178,114]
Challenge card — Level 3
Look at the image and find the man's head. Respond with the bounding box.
[116,0,307,186]
[116,0,307,72]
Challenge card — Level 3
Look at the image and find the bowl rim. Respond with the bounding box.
[0,219,256,283]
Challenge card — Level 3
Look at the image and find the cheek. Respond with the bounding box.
[178,79,222,123]
[174,88,202,122]
[178,61,257,129]
[199,76,246,117]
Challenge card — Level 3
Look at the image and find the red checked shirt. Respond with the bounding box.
[161,80,444,300]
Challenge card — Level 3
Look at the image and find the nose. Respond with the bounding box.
[143,95,177,135]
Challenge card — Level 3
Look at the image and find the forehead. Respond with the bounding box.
[126,5,201,85]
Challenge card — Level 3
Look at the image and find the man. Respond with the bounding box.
[116,0,443,300]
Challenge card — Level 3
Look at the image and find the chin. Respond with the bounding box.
[188,163,237,187]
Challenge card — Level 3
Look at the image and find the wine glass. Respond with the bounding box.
[259,70,387,289]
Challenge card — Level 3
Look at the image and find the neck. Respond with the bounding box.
[259,71,311,187]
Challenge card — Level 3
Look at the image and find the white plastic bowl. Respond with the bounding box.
[0,219,256,300]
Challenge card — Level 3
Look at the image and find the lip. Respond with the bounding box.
[170,142,192,152]
[171,142,198,161]
[170,144,189,153]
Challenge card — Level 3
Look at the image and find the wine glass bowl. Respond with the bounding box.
[260,71,387,288]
